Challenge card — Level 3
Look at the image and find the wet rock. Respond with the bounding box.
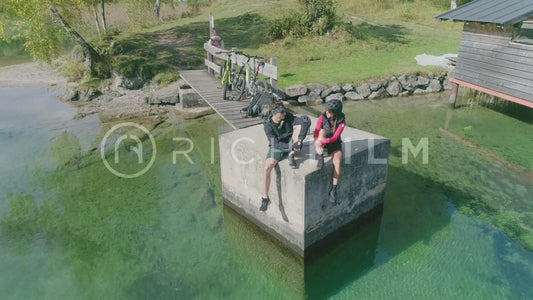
[306,90,324,105]
[427,79,442,93]
[399,75,418,92]
[442,75,452,90]
[344,91,364,101]
[369,82,383,91]
[342,83,354,92]
[413,88,430,95]
[325,93,344,102]
[356,84,371,98]
[416,76,430,88]
[115,75,145,90]
[61,89,79,101]
[78,87,101,101]
[321,85,341,99]
[285,84,308,98]
[386,80,401,97]
[298,95,309,104]
[148,82,180,105]
[368,87,388,99]
[175,106,215,119]
[307,83,325,93]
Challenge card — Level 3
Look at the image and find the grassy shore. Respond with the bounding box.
[1,0,462,88]
[139,0,463,88]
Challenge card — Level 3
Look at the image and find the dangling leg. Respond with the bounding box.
[261,157,278,211]
[288,124,302,168]
[329,150,342,204]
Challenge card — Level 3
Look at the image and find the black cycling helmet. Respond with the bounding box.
[323,99,343,112]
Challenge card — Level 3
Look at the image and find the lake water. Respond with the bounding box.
[0,87,532,299]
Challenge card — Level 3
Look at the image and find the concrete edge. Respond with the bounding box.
[222,198,304,257]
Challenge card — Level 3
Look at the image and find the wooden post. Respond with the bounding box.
[270,57,278,89]
[207,13,215,75]
[449,82,459,109]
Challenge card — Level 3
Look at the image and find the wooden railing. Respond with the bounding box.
[204,13,279,89]
[204,43,279,89]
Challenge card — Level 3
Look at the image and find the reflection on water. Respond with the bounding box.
[0,87,532,298]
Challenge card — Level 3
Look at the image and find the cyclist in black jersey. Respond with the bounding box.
[260,102,310,212]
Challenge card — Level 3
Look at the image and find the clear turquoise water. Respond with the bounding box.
[0,87,532,299]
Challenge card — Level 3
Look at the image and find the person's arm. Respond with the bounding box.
[313,115,324,140]
[320,121,346,145]
[264,122,278,145]
[294,115,311,142]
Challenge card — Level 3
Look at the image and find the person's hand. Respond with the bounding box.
[314,139,322,148]
[292,140,302,151]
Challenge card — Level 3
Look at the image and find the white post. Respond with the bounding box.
[270,57,278,89]
[207,12,215,75]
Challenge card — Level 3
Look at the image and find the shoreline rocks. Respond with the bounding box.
[288,72,451,105]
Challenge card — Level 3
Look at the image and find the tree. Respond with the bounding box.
[451,0,457,9]
[1,0,101,75]
[87,0,107,36]
[154,0,161,20]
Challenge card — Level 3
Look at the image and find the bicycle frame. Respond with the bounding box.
[235,53,266,100]
[216,50,237,100]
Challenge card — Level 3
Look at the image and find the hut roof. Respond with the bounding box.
[436,0,533,28]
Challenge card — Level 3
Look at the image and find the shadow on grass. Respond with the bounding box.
[345,22,409,45]
[111,13,271,77]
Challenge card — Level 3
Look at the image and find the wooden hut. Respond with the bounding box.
[436,0,533,108]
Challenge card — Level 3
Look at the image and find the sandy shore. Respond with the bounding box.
[0,62,69,89]
[0,62,172,121]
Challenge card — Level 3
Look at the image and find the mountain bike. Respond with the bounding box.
[233,53,268,101]
[216,49,238,100]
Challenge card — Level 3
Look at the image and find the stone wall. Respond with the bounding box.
[284,72,452,105]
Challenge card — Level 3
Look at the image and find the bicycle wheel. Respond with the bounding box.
[235,74,246,96]
[222,68,230,100]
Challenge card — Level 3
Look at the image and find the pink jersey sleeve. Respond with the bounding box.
[321,121,346,145]
[313,114,324,140]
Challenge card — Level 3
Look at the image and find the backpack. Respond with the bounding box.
[243,91,277,119]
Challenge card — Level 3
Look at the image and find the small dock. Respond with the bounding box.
[179,70,264,130]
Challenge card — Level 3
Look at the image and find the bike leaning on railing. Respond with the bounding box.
[233,53,268,101]
[216,49,239,100]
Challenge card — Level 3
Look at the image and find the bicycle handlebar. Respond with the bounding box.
[215,50,264,61]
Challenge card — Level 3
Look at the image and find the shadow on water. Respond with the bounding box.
[481,99,533,125]
[456,90,533,125]
[222,162,478,298]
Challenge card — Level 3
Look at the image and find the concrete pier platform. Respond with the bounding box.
[219,118,390,256]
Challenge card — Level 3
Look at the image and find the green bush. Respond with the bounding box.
[269,0,337,39]
[60,59,89,82]
[114,55,166,81]
[268,13,308,39]
[153,72,180,86]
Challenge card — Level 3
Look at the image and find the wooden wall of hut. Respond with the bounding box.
[452,22,533,104]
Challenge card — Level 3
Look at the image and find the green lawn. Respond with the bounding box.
[142,0,463,88]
